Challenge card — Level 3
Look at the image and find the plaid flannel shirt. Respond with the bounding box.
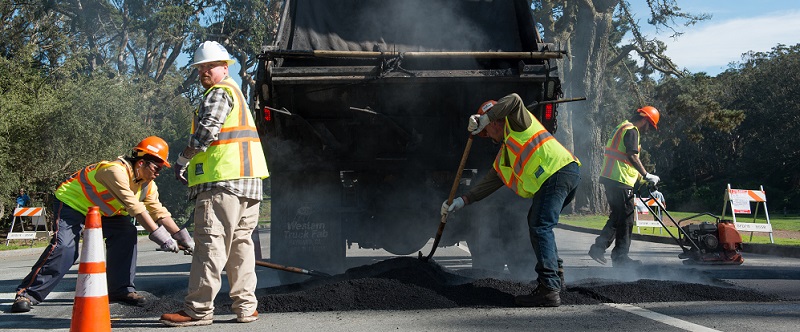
[188,79,263,201]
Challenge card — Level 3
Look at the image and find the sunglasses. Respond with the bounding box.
[146,161,164,174]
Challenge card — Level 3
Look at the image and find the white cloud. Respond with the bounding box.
[660,10,800,74]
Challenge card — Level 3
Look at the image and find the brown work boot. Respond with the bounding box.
[236,310,259,323]
[109,292,147,306]
[514,283,561,307]
[160,310,213,327]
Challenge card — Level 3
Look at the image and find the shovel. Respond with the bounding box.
[255,259,332,277]
[419,135,474,262]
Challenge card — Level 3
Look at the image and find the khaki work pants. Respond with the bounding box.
[184,187,259,319]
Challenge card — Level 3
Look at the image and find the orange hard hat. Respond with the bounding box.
[476,100,497,137]
[133,136,171,168]
[637,106,660,130]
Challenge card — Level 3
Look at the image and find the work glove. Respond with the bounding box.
[441,197,465,216]
[171,228,195,254]
[149,225,179,253]
[468,114,490,135]
[644,173,660,186]
[174,154,190,185]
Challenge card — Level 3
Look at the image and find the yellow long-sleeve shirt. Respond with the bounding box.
[92,157,172,220]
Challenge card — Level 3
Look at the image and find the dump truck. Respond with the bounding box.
[252,0,567,282]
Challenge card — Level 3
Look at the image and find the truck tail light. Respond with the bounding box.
[263,107,272,121]
[544,104,553,120]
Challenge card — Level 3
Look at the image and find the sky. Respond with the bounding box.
[628,1,800,76]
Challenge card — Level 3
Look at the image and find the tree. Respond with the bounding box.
[530,0,707,213]
[724,44,800,209]
[649,73,745,210]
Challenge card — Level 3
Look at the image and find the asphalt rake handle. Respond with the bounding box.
[420,135,474,262]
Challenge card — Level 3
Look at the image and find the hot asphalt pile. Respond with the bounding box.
[129,257,780,317]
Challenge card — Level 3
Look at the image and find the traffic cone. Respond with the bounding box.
[70,206,111,332]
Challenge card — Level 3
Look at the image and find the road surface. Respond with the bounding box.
[2,226,799,331]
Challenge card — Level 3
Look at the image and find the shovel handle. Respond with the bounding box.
[255,259,331,277]
[423,135,474,261]
[447,135,474,204]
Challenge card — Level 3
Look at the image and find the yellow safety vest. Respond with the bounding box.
[55,159,152,217]
[188,77,269,186]
[494,114,580,198]
[600,121,640,187]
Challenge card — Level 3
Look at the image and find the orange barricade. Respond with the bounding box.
[70,206,111,332]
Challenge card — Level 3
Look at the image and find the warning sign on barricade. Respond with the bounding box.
[721,184,773,243]
[5,206,49,246]
[635,196,664,234]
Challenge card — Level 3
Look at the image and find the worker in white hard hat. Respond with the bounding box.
[161,41,269,327]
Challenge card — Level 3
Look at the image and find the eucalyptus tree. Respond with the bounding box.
[529,0,707,213]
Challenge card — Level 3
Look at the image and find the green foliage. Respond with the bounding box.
[0,0,281,222]
[0,52,63,209]
[646,45,800,213]
[724,45,800,202]
[650,73,745,196]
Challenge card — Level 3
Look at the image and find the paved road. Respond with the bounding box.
[2,226,799,331]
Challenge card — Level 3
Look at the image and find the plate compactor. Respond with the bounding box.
[639,187,744,265]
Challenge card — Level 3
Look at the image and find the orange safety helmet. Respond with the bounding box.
[637,106,660,130]
[133,136,171,168]
[475,100,497,137]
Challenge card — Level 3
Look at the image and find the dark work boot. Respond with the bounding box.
[588,245,607,265]
[558,266,566,290]
[11,295,32,313]
[109,292,147,306]
[612,257,642,268]
[514,283,561,307]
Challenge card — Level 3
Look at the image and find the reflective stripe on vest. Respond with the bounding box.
[493,114,579,198]
[600,121,640,186]
[55,159,148,216]
[188,77,269,186]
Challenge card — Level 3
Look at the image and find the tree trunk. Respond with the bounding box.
[542,0,618,214]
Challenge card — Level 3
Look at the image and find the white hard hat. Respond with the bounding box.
[191,41,235,67]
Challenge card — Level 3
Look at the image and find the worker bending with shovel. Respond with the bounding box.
[442,93,580,307]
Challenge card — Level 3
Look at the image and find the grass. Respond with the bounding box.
[560,211,800,246]
[1,239,49,251]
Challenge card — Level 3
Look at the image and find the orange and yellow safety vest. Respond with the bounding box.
[188,77,269,186]
[600,121,640,187]
[494,113,580,198]
[55,159,152,216]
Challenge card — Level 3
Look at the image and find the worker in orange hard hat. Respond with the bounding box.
[588,106,661,268]
[11,136,194,313]
[441,93,581,307]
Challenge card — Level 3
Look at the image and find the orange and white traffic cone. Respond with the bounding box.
[70,206,111,332]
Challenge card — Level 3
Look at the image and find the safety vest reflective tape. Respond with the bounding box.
[494,112,579,198]
[55,159,151,217]
[601,121,640,187]
[188,77,269,186]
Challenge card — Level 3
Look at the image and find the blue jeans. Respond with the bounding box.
[527,162,580,291]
